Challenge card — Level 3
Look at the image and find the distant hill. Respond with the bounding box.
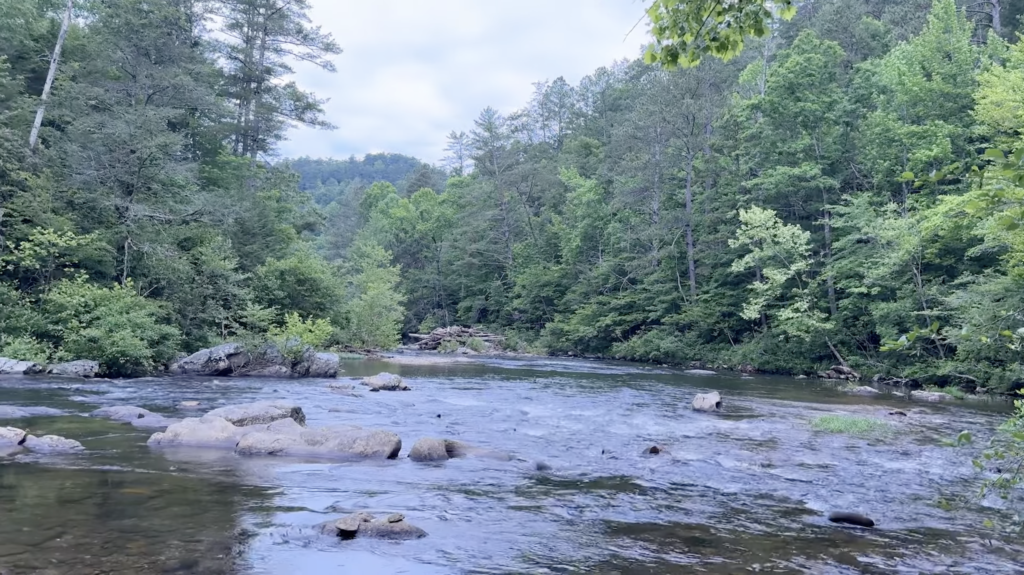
[284,153,447,206]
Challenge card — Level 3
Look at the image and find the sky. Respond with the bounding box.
[277,0,652,164]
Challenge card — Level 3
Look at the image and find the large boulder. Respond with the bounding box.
[46,360,100,378]
[0,358,44,375]
[911,390,952,402]
[244,365,293,378]
[408,437,449,462]
[319,512,427,540]
[23,434,84,453]
[692,391,722,412]
[204,400,306,427]
[362,372,409,391]
[293,351,340,378]
[148,416,251,448]
[0,427,27,445]
[236,422,402,459]
[169,343,248,376]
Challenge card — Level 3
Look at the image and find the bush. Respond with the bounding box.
[0,334,53,363]
[266,312,333,361]
[465,337,487,353]
[43,277,180,377]
[251,246,345,324]
[340,241,405,349]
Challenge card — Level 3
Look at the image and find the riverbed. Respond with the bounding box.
[0,356,1021,574]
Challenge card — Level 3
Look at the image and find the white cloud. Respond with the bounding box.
[278,0,650,164]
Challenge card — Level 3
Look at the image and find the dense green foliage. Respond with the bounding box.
[0,0,405,376]
[324,0,1024,394]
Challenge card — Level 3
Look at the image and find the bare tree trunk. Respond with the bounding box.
[684,153,697,297]
[29,0,74,150]
[826,336,847,368]
[992,0,1002,35]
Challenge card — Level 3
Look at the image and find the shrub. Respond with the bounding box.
[267,312,333,361]
[43,277,180,377]
[925,385,967,399]
[811,415,892,436]
[0,334,53,364]
[251,246,345,325]
[340,241,405,349]
[438,340,459,354]
[465,337,487,353]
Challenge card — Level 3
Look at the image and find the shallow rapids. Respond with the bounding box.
[0,355,1021,574]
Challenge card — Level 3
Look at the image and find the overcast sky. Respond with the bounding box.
[277,0,651,164]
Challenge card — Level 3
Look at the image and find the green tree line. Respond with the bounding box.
[336,0,1024,394]
[0,0,404,375]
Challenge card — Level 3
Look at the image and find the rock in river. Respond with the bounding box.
[0,405,64,418]
[46,359,100,378]
[684,369,717,376]
[169,343,249,376]
[0,426,82,453]
[0,426,27,444]
[147,415,251,448]
[292,350,340,378]
[828,511,875,528]
[911,390,952,402]
[845,386,881,395]
[204,400,306,426]
[320,512,427,540]
[0,357,44,375]
[692,391,722,412]
[363,372,410,391]
[408,437,510,462]
[408,437,449,462]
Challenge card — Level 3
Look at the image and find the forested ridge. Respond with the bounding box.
[5,0,1024,397]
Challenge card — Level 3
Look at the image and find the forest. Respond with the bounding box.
[3,0,1024,398]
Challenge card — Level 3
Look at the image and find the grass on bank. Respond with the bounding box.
[924,385,968,400]
[812,415,892,436]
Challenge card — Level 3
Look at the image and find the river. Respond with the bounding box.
[0,355,1021,574]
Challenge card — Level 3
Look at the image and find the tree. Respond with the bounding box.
[341,240,405,349]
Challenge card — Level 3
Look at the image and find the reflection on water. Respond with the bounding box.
[0,356,1021,574]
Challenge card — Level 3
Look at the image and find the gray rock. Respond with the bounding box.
[244,365,293,378]
[911,390,952,402]
[293,351,340,378]
[0,405,63,418]
[692,391,722,411]
[846,386,881,395]
[204,400,306,427]
[129,415,181,429]
[441,439,511,461]
[147,416,250,448]
[323,512,426,540]
[90,405,159,421]
[297,426,402,459]
[178,401,201,410]
[168,343,249,376]
[408,437,449,462]
[684,369,717,376]
[23,434,84,453]
[0,357,44,375]
[534,461,552,472]
[363,372,409,391]
[0,426,27,445]
[46,360,100,378]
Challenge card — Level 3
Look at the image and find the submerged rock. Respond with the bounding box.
[147,416,250,448]
[0,405,63,418]
[683,369,716,376]
[827,511,875,528]
[363,372,410,391]
[204,400,306,427]
[169,343,249,376]
[692,391,722,412]
[91,405,158,421]
[46,359,100,378]
[408,437,449,462]
[407,437,510,462]
[0,357,44,375]
[845,386,881,395]
[643,445,662,455]
[910,390,952,402]
[321,512,427,540]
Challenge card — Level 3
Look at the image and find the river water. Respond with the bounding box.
[0,356,1021,574]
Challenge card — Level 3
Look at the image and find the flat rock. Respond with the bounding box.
[846,386,881,395]
[169,343,248,376]
[911,390,952,402]
[684,369,717,376]
[23,434,84,453]
[362,372,409,391]
[204,400,306,427]
[692,391,722,412]
[90,405,159,421]
[323,512,426,540]
[46,360,100,378]
[0,358,44,375]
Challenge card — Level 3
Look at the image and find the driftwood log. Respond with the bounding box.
[409,326,504,351]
